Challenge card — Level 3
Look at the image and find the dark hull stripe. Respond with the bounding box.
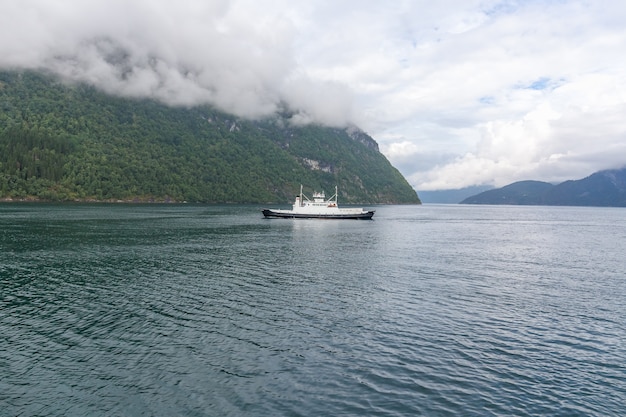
[262,209,374,220]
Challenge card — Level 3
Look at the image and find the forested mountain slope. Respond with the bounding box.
[0,71,420,203]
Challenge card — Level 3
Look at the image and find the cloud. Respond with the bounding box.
[280,75,354,126]
[2,0,626,190]
[366,1,626,190]
[0,0,346,123]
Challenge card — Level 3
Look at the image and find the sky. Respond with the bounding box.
[2,0,626,191]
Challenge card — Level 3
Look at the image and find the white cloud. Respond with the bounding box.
[2,0,626,190]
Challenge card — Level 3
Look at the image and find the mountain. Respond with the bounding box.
[460,181,554,205]
[460,169,626,207]
[0,70,420,204]
[543,169,626,206]
[417,185,493,204]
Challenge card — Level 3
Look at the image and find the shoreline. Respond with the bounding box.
[0,197,183,203]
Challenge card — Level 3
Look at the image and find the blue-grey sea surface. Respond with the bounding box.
[1,203,625,416]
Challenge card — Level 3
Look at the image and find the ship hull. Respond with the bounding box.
[262,209,374,220]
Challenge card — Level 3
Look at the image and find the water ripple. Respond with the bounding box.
[2,204,626,416]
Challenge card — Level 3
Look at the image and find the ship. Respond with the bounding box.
[262,185,375,219]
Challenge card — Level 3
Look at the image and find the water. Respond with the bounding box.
[1,203,625,416]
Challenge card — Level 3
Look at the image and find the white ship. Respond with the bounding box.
[262,185,375,219]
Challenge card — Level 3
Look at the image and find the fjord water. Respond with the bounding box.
[1,204,625,416]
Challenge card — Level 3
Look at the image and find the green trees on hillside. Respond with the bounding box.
[0,70,420,203]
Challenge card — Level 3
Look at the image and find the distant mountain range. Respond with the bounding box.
[417,185,493,204]
[460,168,626,207]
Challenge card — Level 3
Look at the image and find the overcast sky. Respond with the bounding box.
[2,0,626,190]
